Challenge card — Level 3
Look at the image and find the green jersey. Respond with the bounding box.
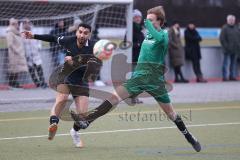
[123,19,171,104]
[134,19,168,76]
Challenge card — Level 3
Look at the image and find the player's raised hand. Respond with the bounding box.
[21,31,34,39]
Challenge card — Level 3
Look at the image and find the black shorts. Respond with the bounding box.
[67,83,89,98]
[49,65,89,98]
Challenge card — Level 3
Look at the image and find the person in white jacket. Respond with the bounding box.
[6,18,28,88]
[22,18,47,88]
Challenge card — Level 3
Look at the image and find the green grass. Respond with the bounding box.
[0,38,7,48]
[0,37,49,49]
[0,101,240,160]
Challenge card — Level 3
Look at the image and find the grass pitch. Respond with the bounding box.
[0,101,240,160]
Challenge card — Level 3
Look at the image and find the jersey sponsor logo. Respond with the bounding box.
[144,39,156,44]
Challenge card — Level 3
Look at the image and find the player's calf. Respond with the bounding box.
[173,115,201,152]
[184,132,201,152]
[70,100,114,129]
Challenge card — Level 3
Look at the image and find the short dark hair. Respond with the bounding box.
[78,23,92,32]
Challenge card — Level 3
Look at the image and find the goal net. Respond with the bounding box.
[0,0,133,89]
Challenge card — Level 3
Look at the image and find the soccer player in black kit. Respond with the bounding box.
[22,23,101,148]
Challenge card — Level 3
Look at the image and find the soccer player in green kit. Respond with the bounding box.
[73,6,201,152]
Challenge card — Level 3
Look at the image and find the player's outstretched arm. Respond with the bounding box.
[22,31,58,43]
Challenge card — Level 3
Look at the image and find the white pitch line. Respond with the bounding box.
[0,122,240,141]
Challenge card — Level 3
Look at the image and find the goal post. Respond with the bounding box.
[0,0,133,88]
[6,0,133,4]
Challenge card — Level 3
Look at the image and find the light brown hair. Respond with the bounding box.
[147,6,165,26]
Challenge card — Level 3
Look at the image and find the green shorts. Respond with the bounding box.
[123,74,171,104]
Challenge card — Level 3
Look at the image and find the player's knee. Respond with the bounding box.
[108,94,120,105]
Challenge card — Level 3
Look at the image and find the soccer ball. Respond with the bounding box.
[93,39,114,60]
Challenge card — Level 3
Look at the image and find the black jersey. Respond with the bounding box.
[57,36,93,57]
[57,36,94,84]
[34,34,96,85]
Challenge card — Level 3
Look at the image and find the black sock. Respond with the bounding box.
[86,100,114,123]
[174,115,189,136]
[50,115,59,125]
[73,122,81,131]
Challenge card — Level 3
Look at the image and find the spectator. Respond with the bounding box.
[91,24,106,87]
[184,23,207,83]
[49,20,66,68]
[220,15,239,81]
[132,9,145,64]
[168,21,188,83]
[68,17,82,36]
[22,18,48,88]
[91,24,100,44]
[6,18,28,88]
[237,22,240,77]
[131,9,145,103]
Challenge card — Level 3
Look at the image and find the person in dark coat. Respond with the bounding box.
[132,9,145,63]
[49,20,67,68]
[184,23,207,82]
[220,15,239,81]
[168,21,188,83]
[91,24,106,87]
[131,9,145,103]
